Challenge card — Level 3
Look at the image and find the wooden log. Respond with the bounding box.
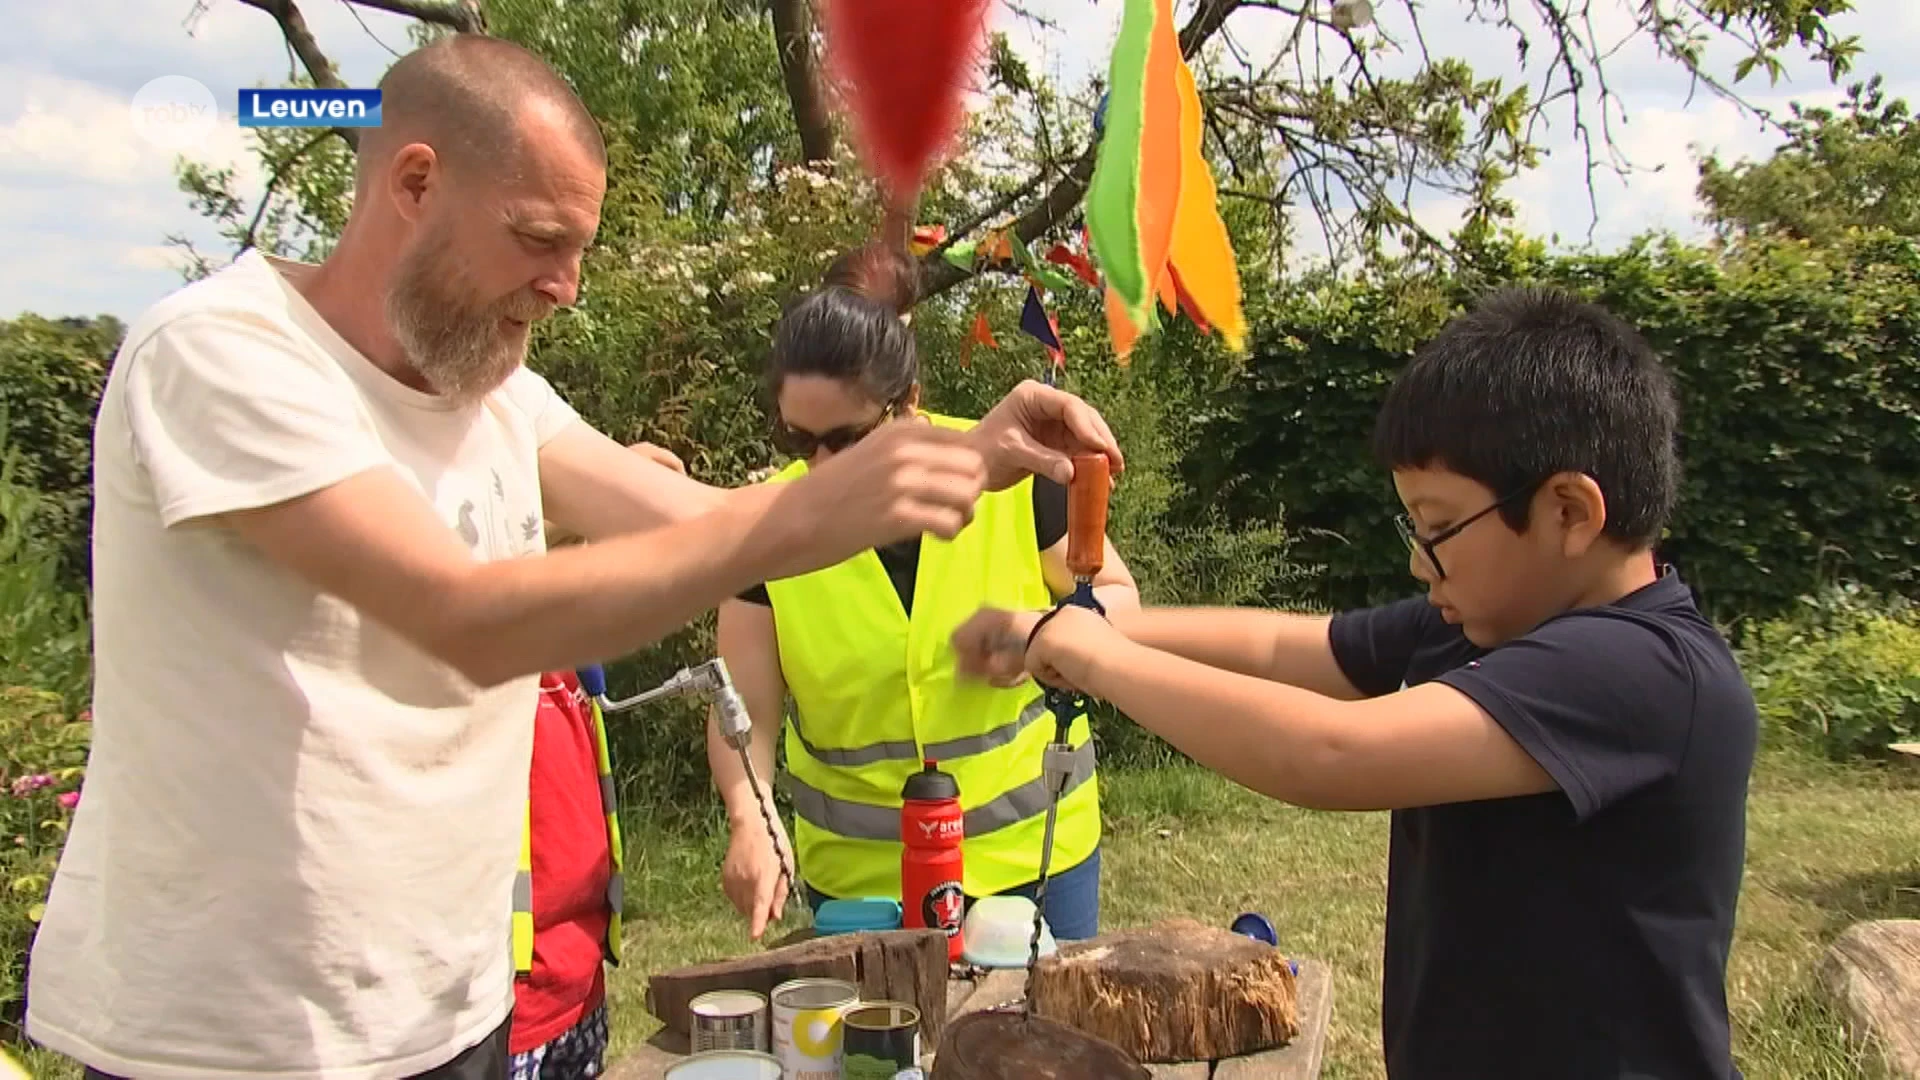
[1029,918,1300,1063]
[932,1009,1150,1080]
[948,968,1026,1021]
[644,929,952,1046]
[1820,919,1920,1079]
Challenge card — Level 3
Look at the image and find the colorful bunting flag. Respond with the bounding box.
[1083,0,1247,359]
[958,310,998,368]
[1046,242,1101,287]
[1021,285,1065,367]
[910,223,948,256]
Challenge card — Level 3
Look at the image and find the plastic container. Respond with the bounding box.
[961,895,1056,968]
[662,1050,782,1078]
[815,897,903,936]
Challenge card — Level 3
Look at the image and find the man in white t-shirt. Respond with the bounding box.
[30,33,1123,1080]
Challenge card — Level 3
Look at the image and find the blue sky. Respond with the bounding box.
[3,0,1915,323]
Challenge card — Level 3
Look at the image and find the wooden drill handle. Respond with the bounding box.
[1066,453,1111,579]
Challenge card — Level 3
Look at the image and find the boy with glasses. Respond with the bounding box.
[953,285,1757,1080]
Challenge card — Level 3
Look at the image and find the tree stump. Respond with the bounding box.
[932,1008,1149,1080]
[1029,918,1301,1063]
[1821,919,1920,1079]
[644,929,951,1046]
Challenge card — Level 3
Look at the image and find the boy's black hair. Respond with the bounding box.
[1370,285,1680,547]
[768,284,919,408]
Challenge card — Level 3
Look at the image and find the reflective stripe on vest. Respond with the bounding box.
[514,686,625,976]
[763,412,1101,901]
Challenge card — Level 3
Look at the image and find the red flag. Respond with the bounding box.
[958,310,997,368]
[1046,242,1101,287]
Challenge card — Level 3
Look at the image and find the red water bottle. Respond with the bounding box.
[901,759,965,961]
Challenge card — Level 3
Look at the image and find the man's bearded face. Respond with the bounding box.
[386,216,546,405]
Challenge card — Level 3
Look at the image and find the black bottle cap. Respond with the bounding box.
[901,758,959,801]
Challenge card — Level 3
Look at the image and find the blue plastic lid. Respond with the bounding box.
[1231,912,1277,946]
[815,897,903,935]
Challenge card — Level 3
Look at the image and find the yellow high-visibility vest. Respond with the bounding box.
[762,412,1101,901]
[514,681,624,975]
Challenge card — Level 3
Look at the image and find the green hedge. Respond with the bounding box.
[1189,230,1920,627]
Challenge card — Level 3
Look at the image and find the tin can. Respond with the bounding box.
[841,1001,921,1080]
[690,989,769,1052]
[663,1049,783,1079]
[770,977,858,1080]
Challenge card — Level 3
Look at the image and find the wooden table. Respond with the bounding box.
[607,956,1333,1079]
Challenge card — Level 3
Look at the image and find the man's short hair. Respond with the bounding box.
[358,33,606,184]
[1370,285,1681,547]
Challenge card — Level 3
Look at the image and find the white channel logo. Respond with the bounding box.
[129,76,219,152]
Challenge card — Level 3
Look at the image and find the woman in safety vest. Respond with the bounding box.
[710,244,1139,943]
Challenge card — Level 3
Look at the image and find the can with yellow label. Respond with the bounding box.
[770,976,858,1079]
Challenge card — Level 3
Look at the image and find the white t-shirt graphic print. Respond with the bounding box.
[27,251,580,1079]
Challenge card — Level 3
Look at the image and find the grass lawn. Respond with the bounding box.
[14,742,1918,1079]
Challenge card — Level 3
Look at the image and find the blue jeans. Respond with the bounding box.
[807,846,1102,942]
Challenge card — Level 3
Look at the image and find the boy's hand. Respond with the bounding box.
[1024,604,1116,691]
[953,604,1121,692]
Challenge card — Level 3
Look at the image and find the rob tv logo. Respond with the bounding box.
[238,88,382,128]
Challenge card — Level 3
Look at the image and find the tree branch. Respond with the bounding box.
[234,0,358,147]
[239,129,339,255]
[772,0,835,163]
[342,0,484,31]
[920,0,1244,297]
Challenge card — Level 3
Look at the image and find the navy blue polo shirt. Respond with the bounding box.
[1330,567,1756,1079]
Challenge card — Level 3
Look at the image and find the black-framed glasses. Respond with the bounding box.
[1394,483,1538,580]
[773,401,901,458]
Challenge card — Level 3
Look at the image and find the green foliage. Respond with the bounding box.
[1194,229,1920,624]
[0,432,94,1024]
[0,437,93,712]
[0,317,117,592]
[1741,585,1920,759]
[1699,75,1920,245]
[0,686,89,1020]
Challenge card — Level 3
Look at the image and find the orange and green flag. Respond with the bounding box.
[1084,0,1246,359]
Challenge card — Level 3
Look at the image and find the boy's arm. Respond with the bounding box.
[1020,603,1701,816]
[1045,606,1552,809]
[1106,607,1362,700]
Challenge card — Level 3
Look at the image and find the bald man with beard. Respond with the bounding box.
[30,33,1124,1080]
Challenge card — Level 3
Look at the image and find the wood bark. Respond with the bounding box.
[1821,918,1920,1079]
[770,0,836,164]
[932,1009,1149,1080]
[1028,919,1300,1063]
[643,929,952,1047]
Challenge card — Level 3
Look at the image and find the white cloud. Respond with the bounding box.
[121,245,194,273]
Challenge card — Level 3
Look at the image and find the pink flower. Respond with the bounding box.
[58,791,79,811]
[10,774,53,797]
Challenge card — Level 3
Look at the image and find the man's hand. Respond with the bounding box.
[627,440,687,475]
[953,603,1119,691]
[755,418,986,581]
[972,380,1125,490]
[722,817,794,940]
[952,607,1043,687]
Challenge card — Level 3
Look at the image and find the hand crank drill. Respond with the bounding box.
[1023,451,1112,1011]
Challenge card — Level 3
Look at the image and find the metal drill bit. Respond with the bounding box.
[1022,741,1073,1014]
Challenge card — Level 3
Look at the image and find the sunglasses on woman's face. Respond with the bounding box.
[773,404,898,457]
